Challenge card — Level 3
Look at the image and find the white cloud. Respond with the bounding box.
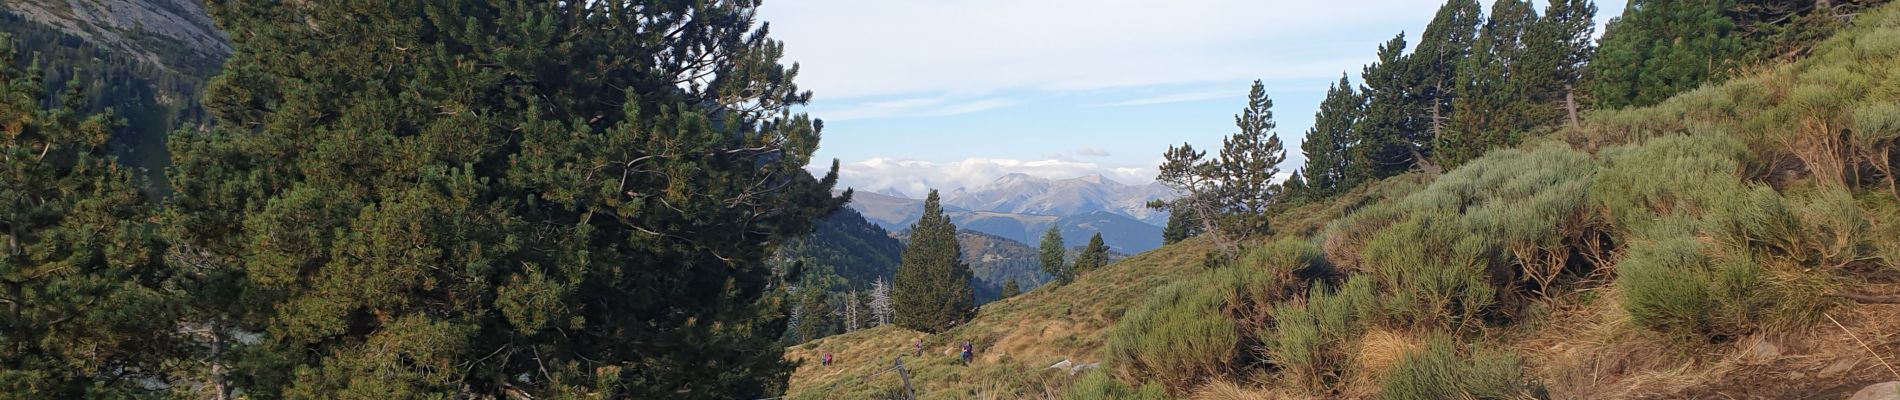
[818,95,1017,121]
[759,0,1443,101]
[1076,146,1111,157]
[819,157,1158,196]
[1087,89,1236,108]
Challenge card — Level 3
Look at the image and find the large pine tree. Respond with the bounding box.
[1298,74,1368,197]
[1354,34,1418,178]
[1039,226,1073,285]
[1406,0,1484,170]
[165,1,842,397]
[1443,0,1539,167]
[892,190,975,333]
[1589,0,1743,109]
[0,35,176,398]
[1216,80,1288,235]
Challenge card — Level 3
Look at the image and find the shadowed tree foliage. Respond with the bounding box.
[1590,0,1744,109]
[163,1,843,397]
[893,190,975,333]
[1075,232,1112,273]
[1298,74,1368,199]
[1040,226,1074,285]
[0,35,176,398]
[1355,34,1419,179]
[1407,0,1483,169]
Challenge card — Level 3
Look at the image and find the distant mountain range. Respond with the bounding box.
[842,174,1173,254]
[943,173,1175,226]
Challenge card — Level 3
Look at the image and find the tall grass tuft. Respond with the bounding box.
[1376,334,1531,400]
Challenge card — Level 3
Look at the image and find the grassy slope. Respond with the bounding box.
[788,5,1900,398]
[785,237,1211,399]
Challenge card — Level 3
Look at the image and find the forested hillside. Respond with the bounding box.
[0,3,225,191]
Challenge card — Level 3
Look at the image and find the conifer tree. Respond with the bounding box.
[1355,34,1419,178]
[1039,226,1073,285]
[1444,0,1539,167]
[166,1,842,397]
[892,190,975,333]
[1000,279,1021,298]
[1074,233,1112,273]
[1589,0,1743,109]
[1280,171,1310,204]
[1216,80,1289,235]
[795,286,832,343]
[0,36,176,398]
[1406,0,1484,170]
[1160,209,1202,245]
[1519,0,1597,124]
[1299,74,1367,196]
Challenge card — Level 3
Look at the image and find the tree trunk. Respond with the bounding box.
[1565,85,1582,128]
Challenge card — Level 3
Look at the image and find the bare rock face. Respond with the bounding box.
[1853,382,1900,400]
[2,0,230,72]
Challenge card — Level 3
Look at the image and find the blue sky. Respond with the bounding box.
[761,0,1627,196]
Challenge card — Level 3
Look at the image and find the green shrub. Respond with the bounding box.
[1103,280,1241,390]
[1064,369,1168,400]
[1591,134,1756,234]
[1787,188,1883,269]
[1377,334,1529,400]
[1414,142,1606,293]
[1359,211,1497,331]
[1266,277,1377,392]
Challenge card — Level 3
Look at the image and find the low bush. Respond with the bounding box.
[1104,280,1241,390]
[1108,239,1332,391]
[1377,334,1530,400]
[1358,211,1498,331]
[1265,277,1377,393]
[1065,369,1168,400]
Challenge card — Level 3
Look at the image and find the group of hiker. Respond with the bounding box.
[816,338,977,368]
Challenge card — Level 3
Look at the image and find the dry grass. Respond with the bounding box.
[1353,330,1419,386]
[784,239,1216,399]
[1189,379,1302,400]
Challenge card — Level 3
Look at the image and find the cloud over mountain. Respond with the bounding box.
[824,157,1157,197]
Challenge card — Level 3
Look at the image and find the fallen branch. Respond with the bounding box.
[1830,292,1900,304]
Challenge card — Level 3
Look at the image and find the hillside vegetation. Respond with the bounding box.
[784,3,1900,398]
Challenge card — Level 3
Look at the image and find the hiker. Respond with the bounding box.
[959,341,973,365]
[912,338,923,357]
[822,352,832,366]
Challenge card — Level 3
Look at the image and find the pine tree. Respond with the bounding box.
[166,1,843,397]
[1280,171,1310,204]
[892,190,976,333]
[0,35,177,398]
[1519,0,1597,125]
[795,286,832,343]
[1074,233,1112,273]
[1299,74,1367,197]
[1589,0,1743,109]
[1000,279,1021,298]
[1154,142,1233,256]
[1407,0,1484,171]
[1215,80,1289,235]
[1039,226,1073,285]
[1356,34,1419,179]
[1443,0,1540,167]
[1160,209,1202,245]
[869,277,894,327]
